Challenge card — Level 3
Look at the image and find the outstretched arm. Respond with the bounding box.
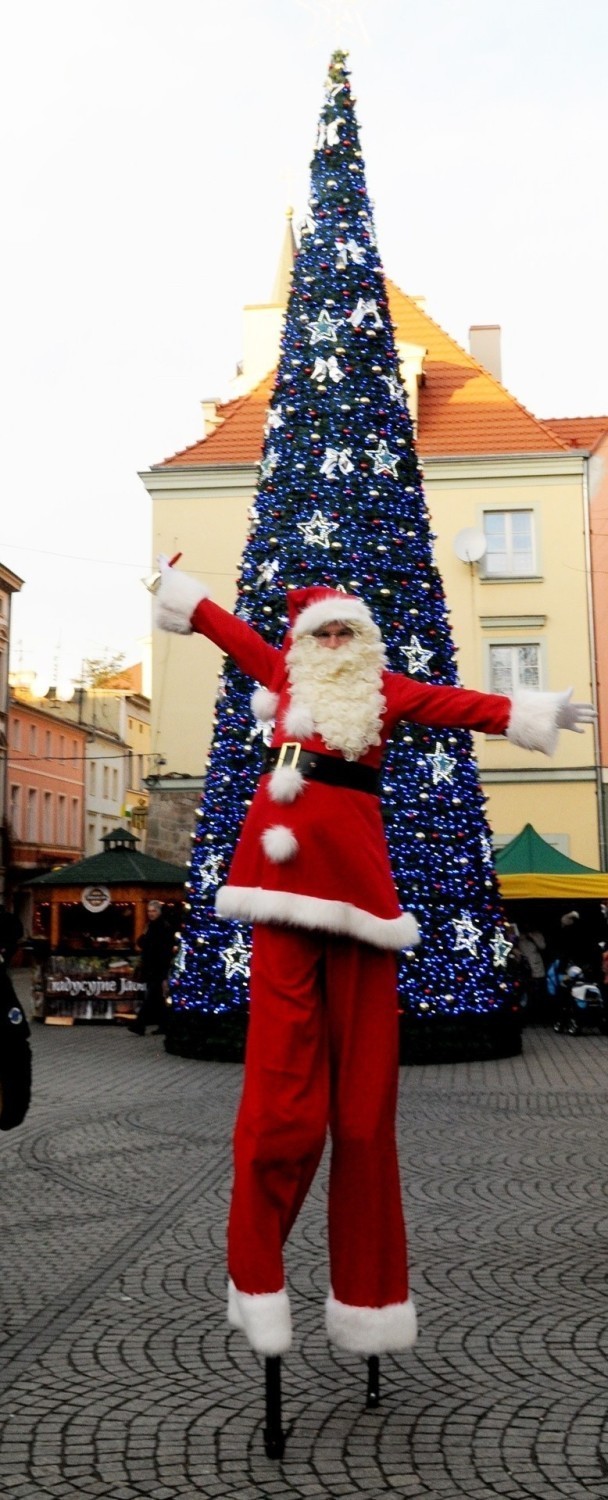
[153,559,281,688]
[386,673,595,755]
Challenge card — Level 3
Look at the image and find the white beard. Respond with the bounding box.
[285,627,387,761]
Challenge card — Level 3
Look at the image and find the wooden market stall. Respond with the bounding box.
[28,827,186,1024]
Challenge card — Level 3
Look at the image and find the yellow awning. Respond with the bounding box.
[497,873,608,900]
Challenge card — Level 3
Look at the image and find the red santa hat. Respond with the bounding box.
[288,585,377,639]
[250,586,380,724]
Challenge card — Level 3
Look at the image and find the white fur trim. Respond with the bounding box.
[228,1279,292,1355]
[268,765,305,804]
[261,826,299,863]
[326,1291,417,1353]
[250,686,279,722]
[283,702,316,739]
[216,887,420,951]
[506,689,562,756]
[291,596,375,638]
[154,566,209,635]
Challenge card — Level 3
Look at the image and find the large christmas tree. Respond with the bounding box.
[169,51,517,1056]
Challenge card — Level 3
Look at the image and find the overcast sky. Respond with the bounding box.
[1,0,606,690]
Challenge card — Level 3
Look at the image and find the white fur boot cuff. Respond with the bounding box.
[228,1279,292,1354]
[326,1291,418,1353]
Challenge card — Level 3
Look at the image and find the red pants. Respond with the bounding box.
[227,925,415,1353]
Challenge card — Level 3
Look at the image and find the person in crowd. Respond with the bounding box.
[0,898,30,1131]
[127,900,175,1036]
[0,902,24,966]
[517,927,548,1023]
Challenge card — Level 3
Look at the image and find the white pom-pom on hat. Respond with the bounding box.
[261,826,299,863]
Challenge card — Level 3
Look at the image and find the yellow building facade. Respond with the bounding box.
[140,267,603,869]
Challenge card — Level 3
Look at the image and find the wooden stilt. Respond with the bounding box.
[366,1354,380,1408]
[264,1356,286,1459]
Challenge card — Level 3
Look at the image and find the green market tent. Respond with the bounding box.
[495,823,608,899]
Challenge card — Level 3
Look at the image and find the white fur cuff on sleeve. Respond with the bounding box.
[506,689,562,757]
[154,567,209,635]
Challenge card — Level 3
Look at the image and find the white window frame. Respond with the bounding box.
[485,637,545,698]
[480,506,539,580]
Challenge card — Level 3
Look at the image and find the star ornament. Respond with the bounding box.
[199,852,223,892]
[490,929,514,969]
[401,635,433,676]
[297,509,339,549]
[452,912,483,957]
[365,439,400,478]
[308,308,342,345]
[429,741,457,785]
[222,931,251,981]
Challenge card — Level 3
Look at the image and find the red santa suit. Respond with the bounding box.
[156,564,573,1358]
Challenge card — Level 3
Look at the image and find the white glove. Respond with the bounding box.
[153,556,209,635]
[555,688,596,734]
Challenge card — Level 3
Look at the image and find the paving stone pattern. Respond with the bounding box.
[1,974,607,1498]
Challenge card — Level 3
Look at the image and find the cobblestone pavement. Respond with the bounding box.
[1,975,607,1499]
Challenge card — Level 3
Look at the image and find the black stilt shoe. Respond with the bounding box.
[365,1355,380,1408]
[263,1356,286,1459]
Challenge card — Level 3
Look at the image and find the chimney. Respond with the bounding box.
[469,325,502,383]
[200,398,223,438]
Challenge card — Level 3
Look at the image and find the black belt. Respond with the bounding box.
[263,742,381,795]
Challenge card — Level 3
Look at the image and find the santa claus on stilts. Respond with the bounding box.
[155,557,593,1449]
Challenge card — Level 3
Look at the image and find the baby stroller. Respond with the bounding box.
[552,964,608,1036]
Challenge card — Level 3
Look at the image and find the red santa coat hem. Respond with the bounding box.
[216,883,419,951]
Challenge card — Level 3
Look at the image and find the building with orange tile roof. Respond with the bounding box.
[141,239,605,872]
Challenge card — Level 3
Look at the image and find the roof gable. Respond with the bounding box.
[156,281,567,468]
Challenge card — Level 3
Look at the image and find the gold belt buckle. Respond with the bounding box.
[276,742,301,770]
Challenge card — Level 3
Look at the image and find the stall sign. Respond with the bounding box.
[81,885,111,913]
[40,955,145,1022]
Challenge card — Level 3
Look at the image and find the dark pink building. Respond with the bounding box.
[7,697,87,906]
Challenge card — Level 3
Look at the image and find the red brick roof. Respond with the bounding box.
[540,416,608,452]
[156,280,568,468]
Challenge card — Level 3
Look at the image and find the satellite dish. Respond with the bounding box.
[453,527,487,564]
